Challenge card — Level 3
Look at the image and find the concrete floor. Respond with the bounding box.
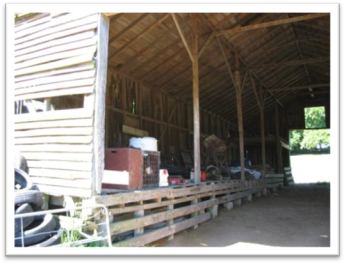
[161,184,330,247]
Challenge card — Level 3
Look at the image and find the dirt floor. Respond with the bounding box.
[160,184,330,247]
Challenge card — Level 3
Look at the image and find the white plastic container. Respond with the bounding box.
[129,137,157,151]
[159,169,169,187]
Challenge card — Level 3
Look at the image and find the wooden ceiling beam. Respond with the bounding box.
[157,44,222,91]
[171,13,193,62]
[176,55,228,97]
[220,72,307,119]
[199,14,284,108]
[242,57,329,71]
[198,31,215,58]
[215,13,329,36]
[117,22,176,72]
[270,83,329,92]
[108,13,170,60]
[108,13,148,46]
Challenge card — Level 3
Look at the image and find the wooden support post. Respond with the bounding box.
[191,14,201,184]
[134,201,144,237]
[191,198,198,229]
[208,183,218,219]
[275,102,283,173]
[92,14,109,195]
[198,197,205,215]
[259,105,266,177]
[166,198,174,241]
[138,83,143,130]
[234,48,246,181]
[250,73,266,177]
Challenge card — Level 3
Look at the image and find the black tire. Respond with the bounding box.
[15,203,34,233]
[14,154,28,173]
[29,228,62,247]
[14,190,43,208]
[15,214,57,247]
[15,168,33,191]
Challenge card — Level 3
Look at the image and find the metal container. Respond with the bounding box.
[142,151,160,188]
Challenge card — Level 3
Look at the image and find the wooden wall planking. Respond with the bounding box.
[105,69,231,163]
[14,13,107,198]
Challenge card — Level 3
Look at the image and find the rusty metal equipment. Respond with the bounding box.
[203,135,230,180]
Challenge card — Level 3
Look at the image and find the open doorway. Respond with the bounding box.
[289,106,330,183]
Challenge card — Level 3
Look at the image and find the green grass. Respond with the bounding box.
[61,229,108,247]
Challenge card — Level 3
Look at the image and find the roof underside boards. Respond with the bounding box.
[107,13,330,127]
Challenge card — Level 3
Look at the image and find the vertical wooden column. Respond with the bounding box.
[167,198,174,241]
[92,13,110,195]
[191,14,201,184]
[258,87,266,177]
[250,73,267,177]
[234,48,245,181]
[275,101,283,173]
[134,201,144,236]
[138,83,143,130]
[260,102,266,176]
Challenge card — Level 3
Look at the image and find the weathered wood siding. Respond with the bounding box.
[14,13,109,197]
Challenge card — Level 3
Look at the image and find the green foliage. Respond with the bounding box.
[300,129,330,150]
[290,129,330,154]
[289,130,303,151]
[61,229,107,247]
[304,106,326,128]
[290,106,330,154]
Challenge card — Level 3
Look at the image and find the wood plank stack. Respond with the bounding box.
[92,179,268,246]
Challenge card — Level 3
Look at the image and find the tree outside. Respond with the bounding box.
[290,106,330,155]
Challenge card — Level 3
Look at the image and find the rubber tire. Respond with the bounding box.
[15,168,33,191]
[29,228,62,247]
[15,203,34,233]
[15,214,57,247]
[14,154,28,173]
[14,190,43,208]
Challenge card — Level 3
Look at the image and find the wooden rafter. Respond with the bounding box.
[198,31,215,58]
[108,13,170,61]
[215,13,329,36]
[287,13,314,96]
[243,57,329,71]
[199,14,284,107]
[171,13,193,62]
[216,36,235,86]
[270,83,330,92]
[108,13,148,46]
[117,22,175,71]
